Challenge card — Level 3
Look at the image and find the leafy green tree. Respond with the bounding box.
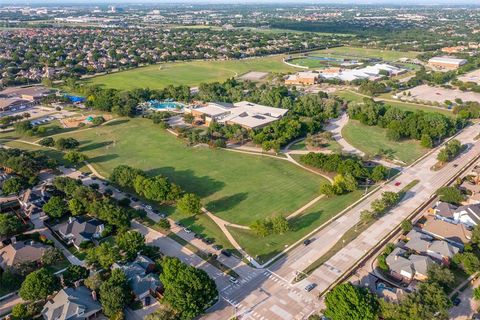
[271,216,290,234]
[436,187,465,205]
[68,198,85,216]
[11,303,38,320]
[19,268,60,301]
[99,269,130,318]
[91,116,105,126]
[41,247,63,266]
[110,165,146,189]
[0,269,22,292]
[320,183,336,197]
[62,265,89,287]
[400,220,413,232]
[177,193,202,215]
[160,257,218,320]
[473,287,480,300]
[84,273,103,291]
[86,242,121,269]
[371,166,387,182]
[63,151,87,165]
[421,134,433,148]
[116,230,146,260]
[55,137,80,150]
[2,177,25,195]
[427,264,455,291]
[453,252,480,275]
[324,283,379,320]
[157,218,171,230]
[0,214,23,237]
[42,196,68,218]
[38,137,55,147]
[250,219,271,237]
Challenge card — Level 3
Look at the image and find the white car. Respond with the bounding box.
[229,277,239,284]
[184,228,192,233]
[145,205,153,210]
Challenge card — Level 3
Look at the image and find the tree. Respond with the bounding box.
[177,193,202,215]
[63,151,87,165]
[11,303,37,320]
[157,218,171,230]
[145,305,179,320]
[0,269,21,292]
[183,113,195,124]
[400,220,413,232]
[320,183,336,197]
[42,196,68,218]
[271,216,290,234]
[116,230,146,260]
[371,166,387,182]
[250,219,271,237]
[160,257,218,320]
[436,187,465,205]
[360,210,375,223]
[55,137,79,150]
[41,247,63,266]
[38,137,55,147]
[473,287,480,300]
[427,264,454,291]
[68,198,85,216]
[19,268,60,301]
[62,265,89,287]
[324,283,379,320]
[0,214,23,237]
[421,134,433,148]
[99,269,130,318]
[84,273,103,291]
[453,252,480,275]
[91,116,105,126]
[2,177,25,195]
[86,242,121,270]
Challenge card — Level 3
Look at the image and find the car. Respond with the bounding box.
[221,250,232,257]
[453,297,461,306]
[159,214,166,219]
[394,182,401,186]
[184,228,192,233]
[145,204,153,210]
[303,239,311,246]
[212,245,221,250]
[194,233,202,239]
[453,164,459,167]
[131,197,139,202]
[229,277,239,284]
[304,283,317,292]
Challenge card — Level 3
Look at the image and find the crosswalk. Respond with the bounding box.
[221,269,319,320]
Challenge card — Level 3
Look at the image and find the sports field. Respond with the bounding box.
[342,120,426,164]
[86,55,298,91]
[46,118,327,226]
[307,46,420,61]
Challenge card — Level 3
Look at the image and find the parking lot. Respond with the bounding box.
[403,84,480,104]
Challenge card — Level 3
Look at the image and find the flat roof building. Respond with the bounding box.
[428,56,467,71]
[284,71,319,86]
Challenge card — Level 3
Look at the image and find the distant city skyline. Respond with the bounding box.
[3,0,480,5]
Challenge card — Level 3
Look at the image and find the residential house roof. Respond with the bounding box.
[0,240,48,268]
[455,204,480,226]
[58,217,103,247]
[428,240,459,259]
[112,255,160,299]
[422,215,471,246]
[42,286,101,320]
[386,247,434,279]
[434,201,458,219]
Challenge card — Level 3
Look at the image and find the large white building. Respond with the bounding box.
[428,57,468,71]
[319,63,406,82]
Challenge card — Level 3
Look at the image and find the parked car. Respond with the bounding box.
[229,276,239,284]
[394,182,401,186]
[303,239,311,246]
[212,245,221,250]
[184,228,192,233]
[304,283,317,292]
[145,204,153,210]
[221,250,232,257]
[453,297,461,306]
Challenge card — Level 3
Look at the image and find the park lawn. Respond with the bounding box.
[54,118,326,226]
[228,189,366,264]
[342,120,427,164]
[307,46,420,61]
[290,138,343,153]
[86,55,298,91]
[335,90,454,117]
[288,57,334,69]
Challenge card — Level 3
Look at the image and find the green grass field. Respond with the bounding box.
[342,120,427,164]
[335,90,454,117]
[47,118,327,226]
[306,46,420,61]
[86,55,298,91]
[228,189,366,263]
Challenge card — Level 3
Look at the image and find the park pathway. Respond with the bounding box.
[325,112,364,156]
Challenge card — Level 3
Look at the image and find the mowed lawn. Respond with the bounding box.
[58,118,326,225]
[307,46,420,61]
[86,55,298,91]
[229,189,366,263]
[342,120,427,164]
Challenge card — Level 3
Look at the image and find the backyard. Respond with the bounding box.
[85,55,298,91]
[342,120,427,164]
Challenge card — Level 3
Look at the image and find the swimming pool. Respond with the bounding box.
[147,101,183,110]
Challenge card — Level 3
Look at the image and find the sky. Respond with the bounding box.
[3,0,480,4]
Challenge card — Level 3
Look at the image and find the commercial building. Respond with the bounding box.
[319,63,406,82]
[428,56,467,71]
[187,101,288,130]
[284,71,319,85]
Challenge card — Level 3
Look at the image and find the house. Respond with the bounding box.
[422,215,471,248]
[112,255,162,307]
[454,204,480,228]
[403,229,459,265]
[428,57,467,71]
[284,71,319,85]
[18,189,47,219]
[42,286,102,320]
[432,201,458,223]
[57,217,104,250]
[0,240,48,270]
[386,247,434,282]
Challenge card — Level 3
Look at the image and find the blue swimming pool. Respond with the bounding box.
[147,100,183,110]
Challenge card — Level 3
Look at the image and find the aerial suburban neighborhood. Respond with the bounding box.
[3,1,480,320]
